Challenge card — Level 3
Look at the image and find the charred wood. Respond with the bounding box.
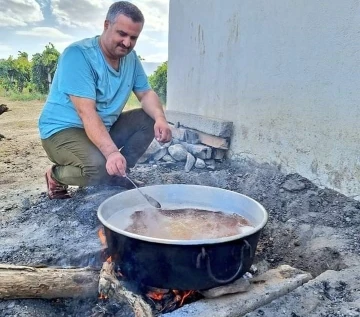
[97,260,153,317]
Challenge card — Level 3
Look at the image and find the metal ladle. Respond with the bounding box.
[125,175,162,209]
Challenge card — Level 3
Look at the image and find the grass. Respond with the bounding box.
[0,88,141,108]
[0,87,47,102]
[124,92,141,110]
[8,92,47,101]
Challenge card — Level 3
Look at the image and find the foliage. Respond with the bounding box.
[124,92,141,110]
[13,51,31,92]
[0,43,60,97]
[0,58,14,92]
[31,43,60,94]
[0,53,31,93]
[148,61,167,104]
[0,43,168,105]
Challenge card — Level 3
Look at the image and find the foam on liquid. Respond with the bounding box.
[120,208,254,240]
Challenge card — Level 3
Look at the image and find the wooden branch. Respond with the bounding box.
[0,264,99,299]
[191,128,229,149]
[98,261,153,317]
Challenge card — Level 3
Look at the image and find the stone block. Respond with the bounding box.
[161,265,312,317]
[200,278,251,299]
[184,153,196,172]
[195,158,206,169]
[166,110,233,138]
[245,265,360,317]
[168,144,188,161]
[153,148,168,161]
[162,154,177,163]
[183,143,212,160]
[213,148,226,161]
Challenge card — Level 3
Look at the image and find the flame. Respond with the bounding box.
[147,291,165,301]
[98,227,107,248]
[146,288,197,309]
[179,290,195,306]
[172,290,194,306]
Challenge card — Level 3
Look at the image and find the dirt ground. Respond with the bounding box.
[0,97,49,217]
[0,98,359,316]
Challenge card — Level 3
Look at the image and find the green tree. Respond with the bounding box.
[149,61,167,104]
[13,51,31,92]
[32,43,60,94]
[0,58,15,92]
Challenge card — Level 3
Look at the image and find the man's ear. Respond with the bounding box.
[104,20,110,30]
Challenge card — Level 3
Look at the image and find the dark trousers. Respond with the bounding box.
[41,109,154,186]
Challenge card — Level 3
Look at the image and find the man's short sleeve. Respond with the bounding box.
[133,56,151,92]
[57,46,96,100]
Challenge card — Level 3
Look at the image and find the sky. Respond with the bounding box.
[0,0,169,63]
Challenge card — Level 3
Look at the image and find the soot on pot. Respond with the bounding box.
[109,208,254,240]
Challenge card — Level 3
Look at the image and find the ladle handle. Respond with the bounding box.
[125,175,146,199]
[124,175,161,209]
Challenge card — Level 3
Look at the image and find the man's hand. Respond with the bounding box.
[134,90,173,143]
[106,151,127,177]
[154,117,172,143]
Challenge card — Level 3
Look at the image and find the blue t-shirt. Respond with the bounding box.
[38,36,150,139]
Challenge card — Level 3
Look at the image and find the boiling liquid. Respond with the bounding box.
[124,208,254,240]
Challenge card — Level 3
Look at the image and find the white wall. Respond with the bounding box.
[167,0,360,199]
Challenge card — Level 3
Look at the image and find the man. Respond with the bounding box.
[38,1,172,199]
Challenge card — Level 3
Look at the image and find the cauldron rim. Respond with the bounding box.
[97,184,268,245]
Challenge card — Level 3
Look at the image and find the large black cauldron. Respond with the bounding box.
[98,185,268,290]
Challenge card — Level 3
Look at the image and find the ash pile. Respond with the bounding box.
[138,110,233,172]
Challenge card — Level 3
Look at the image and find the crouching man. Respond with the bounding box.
[38,1,171,199]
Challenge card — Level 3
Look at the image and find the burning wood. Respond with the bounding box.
[97,227,199,315]
[145,287,200,314]
[97,259,153,317]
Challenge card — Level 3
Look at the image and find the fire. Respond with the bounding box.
[147,291,165,301]
[146,288,197,311]
[172,290,196,306]
[97,227,197,312]
[98,227,107,248]
[179,290,195,306]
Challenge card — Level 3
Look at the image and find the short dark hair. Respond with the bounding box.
[106,1,144,24]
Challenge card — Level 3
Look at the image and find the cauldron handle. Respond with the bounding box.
[196,240,252,284]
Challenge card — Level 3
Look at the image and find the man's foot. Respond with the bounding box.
[45,167,71,199]
[108,176,145,189]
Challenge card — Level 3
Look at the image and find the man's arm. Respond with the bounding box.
[70,95,127,176]
[134,89,172,142]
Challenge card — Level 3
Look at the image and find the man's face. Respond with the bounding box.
[103,14,143,58]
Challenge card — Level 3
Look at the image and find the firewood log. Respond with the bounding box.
[0,264,99,299]
[0,263,153,317]
[98,261,153,317]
